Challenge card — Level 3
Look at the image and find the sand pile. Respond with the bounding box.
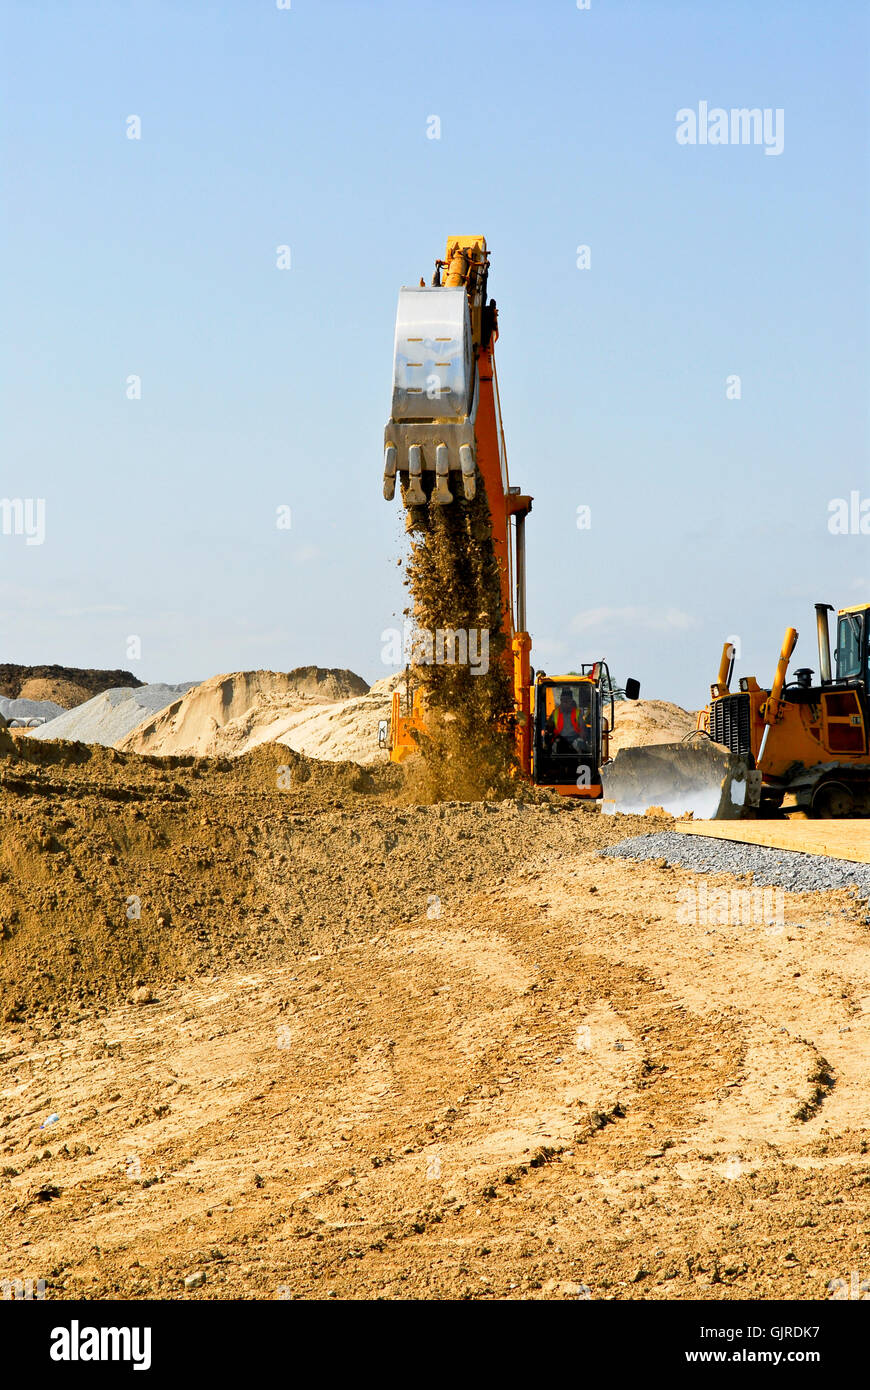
[278,666,369,700]
[25,683,197,747]
[234,674,402,764]
[0,664,143,708]
[607,699,697,756]
[117,668,389,761]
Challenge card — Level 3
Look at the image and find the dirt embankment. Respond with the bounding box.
[0,734,599,1020]
[0,666,143,710]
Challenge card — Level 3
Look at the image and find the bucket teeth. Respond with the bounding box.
[433,443,454,504]
[383,444,397,501]
[459,444,476,500]
[405,444,426,506]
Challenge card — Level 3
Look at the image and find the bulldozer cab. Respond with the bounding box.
[835,607,868,683]
[533,676,601,791]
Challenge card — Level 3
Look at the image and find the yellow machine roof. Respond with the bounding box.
[445,235,486,257]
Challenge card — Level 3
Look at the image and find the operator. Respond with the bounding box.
[546,686,589,747]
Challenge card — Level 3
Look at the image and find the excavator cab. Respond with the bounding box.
[532,666,638,797]
[534,678,599,794]
[539,681,595,747]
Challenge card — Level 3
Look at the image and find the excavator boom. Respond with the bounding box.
[381,236,637,797]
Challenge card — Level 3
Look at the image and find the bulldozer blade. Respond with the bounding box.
[600,739,758,820]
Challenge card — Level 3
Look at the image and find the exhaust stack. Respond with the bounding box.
[515,510,527,633]
[716,641,735,693]
[815,603,833,683]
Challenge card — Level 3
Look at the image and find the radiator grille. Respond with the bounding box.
[710,693,752,757]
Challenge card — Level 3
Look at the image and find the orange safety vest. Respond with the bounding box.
[553,705,584,735]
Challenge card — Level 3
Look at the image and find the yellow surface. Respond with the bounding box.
[675,819,870,864]
[445,235,486,257]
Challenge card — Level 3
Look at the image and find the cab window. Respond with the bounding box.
[836,613,864,680]
[537,682,594,753]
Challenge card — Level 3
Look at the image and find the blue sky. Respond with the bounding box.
[2,0,868,706]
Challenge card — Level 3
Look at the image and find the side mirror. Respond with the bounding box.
[377,719,389,750]
[625,677,641,701]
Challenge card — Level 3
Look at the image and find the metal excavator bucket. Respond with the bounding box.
[599,737,760,819]
[382,286,478,508]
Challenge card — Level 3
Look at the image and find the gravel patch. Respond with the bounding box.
[23,683,198,747]
[0,695,65,726]
[601,830,870,900]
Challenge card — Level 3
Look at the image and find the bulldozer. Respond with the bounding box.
[601,602,870,819]
[379,235,639,798]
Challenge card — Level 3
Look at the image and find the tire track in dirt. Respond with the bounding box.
[2,741,869,1300]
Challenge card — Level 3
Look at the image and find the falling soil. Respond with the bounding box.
[403,488,518,801]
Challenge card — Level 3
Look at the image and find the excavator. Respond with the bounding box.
[379,234,639,798]
[601,602,870,818]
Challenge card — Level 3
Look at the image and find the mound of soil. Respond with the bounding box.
[0,666,143,709]
[118,670,371,759]
[608,699,697,755]
[117,672,420,765]
[25,684,197,748]
[0,736,611,1019]
[285,666,369,700]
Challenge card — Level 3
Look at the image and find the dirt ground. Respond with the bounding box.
[1,738,869,1301]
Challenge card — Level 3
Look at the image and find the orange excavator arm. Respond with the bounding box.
[382,235,533,772]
